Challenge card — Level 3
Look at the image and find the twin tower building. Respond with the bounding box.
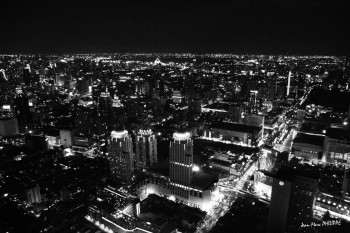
[107,127,194,187]
[107,127,158,185]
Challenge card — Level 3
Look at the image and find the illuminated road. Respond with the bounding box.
[196,163,257,233]
[196,86,316,232]
[272,85,315,152]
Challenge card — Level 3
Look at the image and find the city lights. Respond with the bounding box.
[0,19,349,233]
[192,165,200,172]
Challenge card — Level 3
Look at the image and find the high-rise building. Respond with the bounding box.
[249,90,258,114]
[23,64,31,86]
[267,168,294,233]
[92,84,100,103]
[107,130,134,185]
[172,90,184,103]
[342,170,350,198]
[0,117,19,136]
[267,79,277,101]
[347,104,350,125]
[135,127,157,170]
[188,99,201,120]
[268,167,319,233]
[99,91,112,114]
[76,77,91,94]
[287,71,292,96]
[286,175,319,233]
[169,131,194,199]
[59,128,78,147]
[14,95,32,133]
[232,105,244,123]
[26,184,41,204]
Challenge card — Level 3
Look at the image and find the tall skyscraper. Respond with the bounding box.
[14,95,32,133]
[135,127,157,170]
[188,99,201,120]
[23,64,31,86]
[342,170,350,198]
[107,130,134,185]
[287,71,292,96]
[286,175,319,233]
[99,91,112,115]
[26,184,41,204]
[169,131,194,199]
[267,166,319,233]
[267,170,294,233]
[249,90,258,114]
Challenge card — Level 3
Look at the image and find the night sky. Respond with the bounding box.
[0,0,349,55]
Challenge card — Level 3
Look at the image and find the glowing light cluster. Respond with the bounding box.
[139,128,153,135]
[192,165,200,172]
[111,130,128,139]
[173,132,191,141]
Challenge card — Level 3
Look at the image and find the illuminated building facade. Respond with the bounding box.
[108,130,134,185]
[322,128,350,165]
[287,71,292,96]
[137,131,216,211]
[292,133,324,161]
[26,184,41,204]
[87,185,155,233]
[249,90,258,114]
[170,132,194,199]
[135,127,157,170]
[203,122,262,147]
[59,128,78,147]
[172,90,184,103]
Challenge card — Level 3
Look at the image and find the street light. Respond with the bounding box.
[192,165,200,172]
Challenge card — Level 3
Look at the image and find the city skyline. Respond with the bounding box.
[1,1,350,233]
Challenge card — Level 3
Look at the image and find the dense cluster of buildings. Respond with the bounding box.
[0,53,350,232]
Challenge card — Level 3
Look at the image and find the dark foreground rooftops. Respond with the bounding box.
[326,128,350,141]
[190,171,217,190]
[293,133,324,147]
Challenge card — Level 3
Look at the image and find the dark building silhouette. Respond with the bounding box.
[23,64,31,86]
[268,166,319,233]
[14,95,32,133]
[286,175,319,233]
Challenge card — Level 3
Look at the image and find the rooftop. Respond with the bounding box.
[210,122,261,133]
[326,128,350,141]
[190,171,217,190]
[111,130,129,139]
[293,133,324,147]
